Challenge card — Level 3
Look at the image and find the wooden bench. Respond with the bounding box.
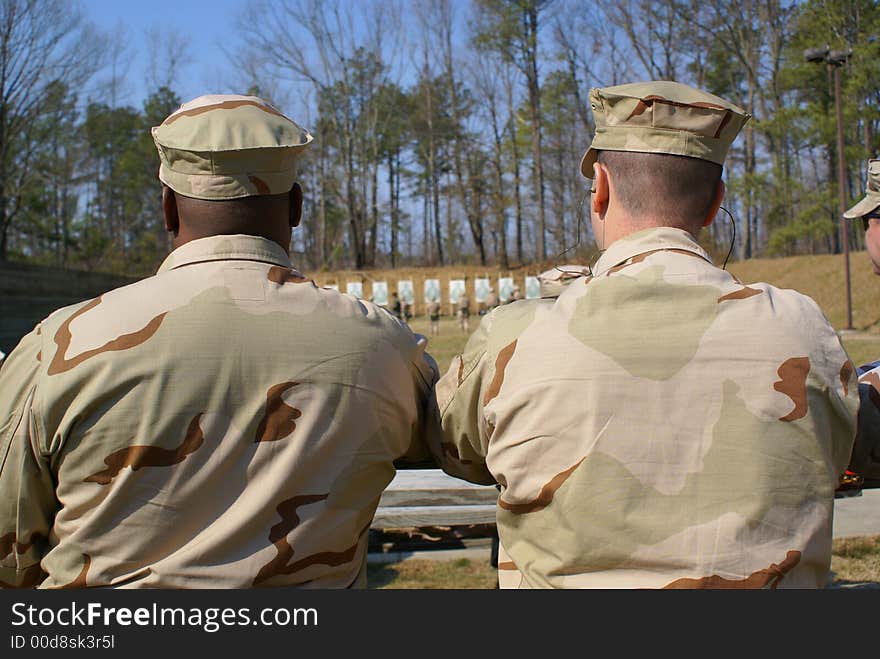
[371,468,499,563]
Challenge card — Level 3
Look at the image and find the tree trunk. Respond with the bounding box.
[368,159,378,267]
[319,125,329,265]
[441,19,484,268]
[445,172,455,263]
[424,78,444,265]
[346,134,365,268]
[743,83,755,260]
[432,166,443,265]
[508,115,524,265]
[388,151,397,268]
[0,192,7,261]
[525,7,547,261]
[422,189,430,263]
[489,95,508,270]
[554,144,565,252]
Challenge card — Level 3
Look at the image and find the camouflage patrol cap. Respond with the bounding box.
[843,159,880,219]
[152,94,314,200]
[580,80,751,179]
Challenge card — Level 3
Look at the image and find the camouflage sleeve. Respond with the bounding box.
[851,364,880,480]
[431,313,496,485]
[394,330,441,466]
[808,312,860,479]
[0,325,55,588]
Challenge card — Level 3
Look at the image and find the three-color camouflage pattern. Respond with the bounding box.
[852,361,880,480]
[843,159,880,219]
[152,94,313,201]
[434,227,858,588]
[580,81,751,178]
[0,235,437,588]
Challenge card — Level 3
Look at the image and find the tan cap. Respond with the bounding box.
[580,80,751,179]
[843,159,880,219]
[152,94,313,200]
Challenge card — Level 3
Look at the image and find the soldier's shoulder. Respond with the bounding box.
[40,271,167,325]
[481,298,551,350]
[26,276,162,369]
[746,279,828,318]
[38,296,105,334]
[727,279,836,342]
[322,289,420,341]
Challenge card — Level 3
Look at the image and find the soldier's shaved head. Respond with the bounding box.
[597,151,723,231]
[162,183,303,252]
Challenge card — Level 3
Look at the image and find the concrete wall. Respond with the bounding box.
[0,261,137,354]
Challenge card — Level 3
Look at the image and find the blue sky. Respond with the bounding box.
[80,0,476,127]
[83,0,245,106]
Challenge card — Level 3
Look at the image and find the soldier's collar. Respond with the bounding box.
[592,227,712,277]
[157,234,293,273]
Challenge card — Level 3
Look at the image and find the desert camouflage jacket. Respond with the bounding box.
[0,234,437,588]
[852,362,880,480]
[434,227,858,589]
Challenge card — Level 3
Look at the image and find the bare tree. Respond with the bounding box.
[599,0,688,80]
[238,0,399,268]
[677,0,792,258]
[419,0,488,264]
[145,26,191,95]
[472,53,511,268]
[552,9,598,135]
[473,0,554,261]
[502,63,525,264]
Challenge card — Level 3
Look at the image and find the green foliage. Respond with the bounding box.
[5,84,180,275]
[767,188,837,256]
[781,0,880,232]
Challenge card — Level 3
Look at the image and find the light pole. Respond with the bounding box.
[805,46,853,330]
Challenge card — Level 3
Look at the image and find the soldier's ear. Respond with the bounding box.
[289,182,303,229]
[162,186,179,237]
[702,179,725,227]
[591,162,610,217]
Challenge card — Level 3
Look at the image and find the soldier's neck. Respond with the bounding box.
[171,227,292,255]
[599,211,700,251]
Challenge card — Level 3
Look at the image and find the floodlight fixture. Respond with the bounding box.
[803,46,830,63]
[828,49,853,65]
[804,43,854,329]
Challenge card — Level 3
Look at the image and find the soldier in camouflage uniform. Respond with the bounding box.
[0,94,438,588]
[843,159,880,483]
[432,81,859,588]
[483,286,499,314]
[536,265,592,298]
[843,159,880,274]
[457,290,471,333]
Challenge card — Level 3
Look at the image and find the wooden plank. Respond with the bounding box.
[378,488,497,507]
[376,468,499,528]
[388,468,495,491]
[372,505,497,528]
